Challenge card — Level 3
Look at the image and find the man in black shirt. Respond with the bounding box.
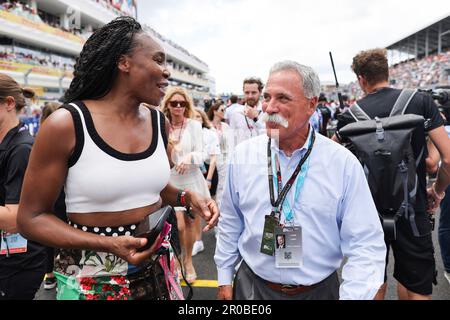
[0,75,46,300]
[333,49,450,300]
[316,94,332,137]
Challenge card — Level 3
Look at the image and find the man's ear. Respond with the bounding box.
[117,55,131,73]
[358,75,367,87]
[308,96,319,116]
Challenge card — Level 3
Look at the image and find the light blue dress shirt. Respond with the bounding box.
[214,132,387,300]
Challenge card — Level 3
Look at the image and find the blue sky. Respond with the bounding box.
[136,0,449,94]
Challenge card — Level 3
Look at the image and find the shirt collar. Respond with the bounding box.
[270,126,313,158]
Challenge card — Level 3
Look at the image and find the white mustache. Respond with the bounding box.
[260,112,289,128]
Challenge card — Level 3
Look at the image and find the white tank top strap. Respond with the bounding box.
[158,109,169,149]
[68,102,90,136]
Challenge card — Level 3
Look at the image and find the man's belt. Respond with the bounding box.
[265,281,320,296]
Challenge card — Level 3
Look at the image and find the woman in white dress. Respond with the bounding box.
[207,102,231,209]
[161,87,210,284]
[192,109,220,256]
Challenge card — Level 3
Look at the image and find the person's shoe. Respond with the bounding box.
[185,268,197,284]
[444,271,450,285]
[183,263,197,284]
[192,240,204,256]
[44,277,57,290]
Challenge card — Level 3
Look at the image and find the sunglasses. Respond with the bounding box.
[169,101,188,108]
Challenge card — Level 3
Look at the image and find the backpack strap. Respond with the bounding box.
[348,103,371,122]
[390,89,418,117]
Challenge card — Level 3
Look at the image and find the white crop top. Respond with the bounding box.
[63,102,171,214]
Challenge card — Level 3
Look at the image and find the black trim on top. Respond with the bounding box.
[159,111,168,150]
[60,105,85,168]
[72,101,159,161]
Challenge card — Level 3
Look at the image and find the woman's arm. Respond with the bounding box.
[206,155,217,189]
[161,183,219,232]
[206,130,221,187]
[0,205,19,233]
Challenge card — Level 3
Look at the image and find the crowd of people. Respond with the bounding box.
[0,50,75,71]
[0,0,209,94]
[390,50,450,89]
[0,0,42,23]
[1,16,450,301]
[95,0,137,18]
[0,0,89,39]
[342,49,450,101]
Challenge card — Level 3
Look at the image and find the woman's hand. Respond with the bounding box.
[187,191,219,232]
[107,235,159,265]
[176,154,193,175]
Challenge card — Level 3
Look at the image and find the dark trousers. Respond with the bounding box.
[233,261,340,300]
[440,187,450,273]
[46,247,55,274]
[0,267,46,300]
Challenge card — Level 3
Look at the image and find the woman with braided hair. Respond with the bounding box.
[17,17,219,300]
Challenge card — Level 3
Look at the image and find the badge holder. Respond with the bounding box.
[260,214,279,256]
[1,231,28,256]
[275,226,303,269]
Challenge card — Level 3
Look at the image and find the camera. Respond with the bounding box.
[419,87,450,125]
[419,88,450,106]
[431,88,450,106]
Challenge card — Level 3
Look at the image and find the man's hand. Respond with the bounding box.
[217,285,233,300]
[426,183,446,213]
[244,106,259,120]
[176,154,193,175]
[188,191,219,232]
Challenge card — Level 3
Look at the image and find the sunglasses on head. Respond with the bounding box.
[169,101,188,108]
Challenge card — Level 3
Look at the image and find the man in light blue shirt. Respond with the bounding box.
[214,61,386,300]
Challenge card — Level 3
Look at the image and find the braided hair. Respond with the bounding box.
[63,16,143,103]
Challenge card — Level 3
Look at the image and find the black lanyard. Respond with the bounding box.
[267,129,315,215]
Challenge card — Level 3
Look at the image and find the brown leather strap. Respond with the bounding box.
[266,282,319,296]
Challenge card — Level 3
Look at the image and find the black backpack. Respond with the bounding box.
[338,89,425,240]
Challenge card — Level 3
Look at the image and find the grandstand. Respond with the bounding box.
[329,15,450,101]
[0,0,214,102]
[386,14,450,89]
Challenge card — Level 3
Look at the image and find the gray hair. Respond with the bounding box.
[269,61,321,99]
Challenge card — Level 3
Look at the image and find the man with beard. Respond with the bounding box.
[229,77,266,146]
